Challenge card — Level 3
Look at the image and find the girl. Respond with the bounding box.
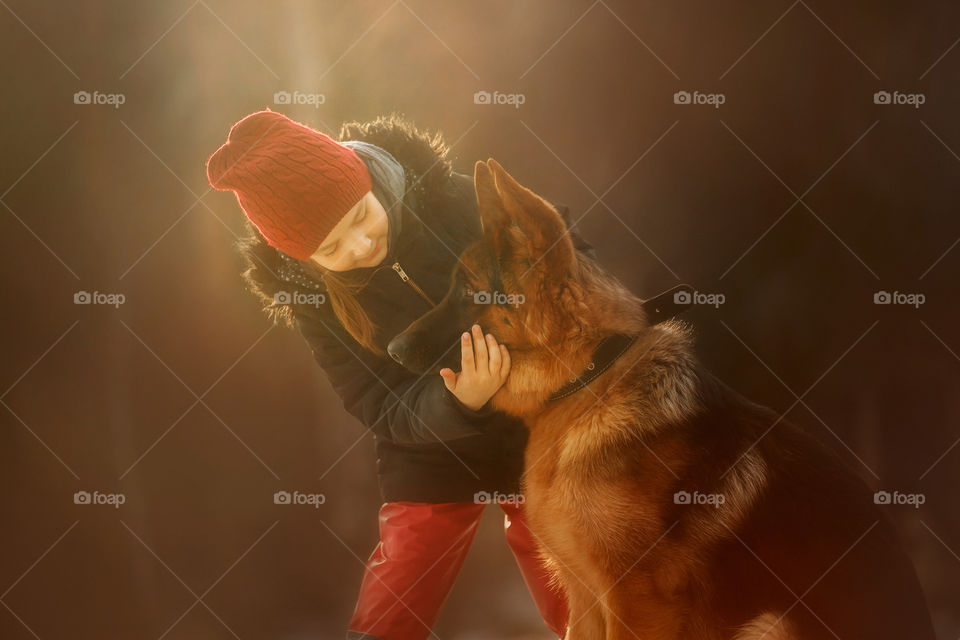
[206,109,594,640]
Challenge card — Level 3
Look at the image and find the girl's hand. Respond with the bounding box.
[439,323,511,411]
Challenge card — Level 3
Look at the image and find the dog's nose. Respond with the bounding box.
[386,334,407,365]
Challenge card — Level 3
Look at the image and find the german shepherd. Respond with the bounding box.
[386,159,935,640]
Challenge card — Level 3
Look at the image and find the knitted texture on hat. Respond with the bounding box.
[206,108,371,260]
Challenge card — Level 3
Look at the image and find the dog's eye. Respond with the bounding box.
[463,285,475,298]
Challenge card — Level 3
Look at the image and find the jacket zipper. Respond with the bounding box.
[391,261,437,308]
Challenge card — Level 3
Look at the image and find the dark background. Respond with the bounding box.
[1,1,958,638]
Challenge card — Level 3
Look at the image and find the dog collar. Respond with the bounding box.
[548,333,638,402]
[546,284,695,403]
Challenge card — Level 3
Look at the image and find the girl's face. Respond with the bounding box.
[308,191,389,271]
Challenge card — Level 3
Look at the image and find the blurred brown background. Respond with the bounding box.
[1,1,958,638]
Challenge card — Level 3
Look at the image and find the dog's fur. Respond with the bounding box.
[387,159,935,640]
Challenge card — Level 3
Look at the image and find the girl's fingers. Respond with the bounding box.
[460,331,474,372]
[439,368,456,391]
[486,332,501,375]
[500,344,511,379]
[471,324,488,372]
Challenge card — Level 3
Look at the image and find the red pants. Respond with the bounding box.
[346,500,569,640]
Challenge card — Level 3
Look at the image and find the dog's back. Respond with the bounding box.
[681,369,935,639]
[523,321,935,640]
[532,324,933,640]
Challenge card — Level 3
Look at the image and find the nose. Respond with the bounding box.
[386,334,408,365]
[350,230,373,260]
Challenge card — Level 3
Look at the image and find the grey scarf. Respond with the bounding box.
[340,140,405,253]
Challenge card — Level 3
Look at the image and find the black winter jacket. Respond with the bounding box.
[239,116,596,503]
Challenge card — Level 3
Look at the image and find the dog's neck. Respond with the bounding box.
[492,319,701,425]
[490,258,699,421]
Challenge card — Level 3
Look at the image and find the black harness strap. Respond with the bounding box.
[546,284,694,402]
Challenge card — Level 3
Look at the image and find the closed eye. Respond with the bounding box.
[320,204,367,257]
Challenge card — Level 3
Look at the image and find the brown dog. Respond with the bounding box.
[386,159,935,640]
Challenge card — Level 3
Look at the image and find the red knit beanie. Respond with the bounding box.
[205,108,371,260]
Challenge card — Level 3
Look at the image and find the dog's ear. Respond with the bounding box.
[474,160,510,242]
[485,157,575,274]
